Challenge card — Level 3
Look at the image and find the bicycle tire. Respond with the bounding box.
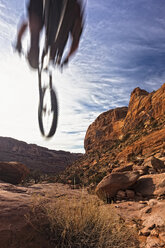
[38,85,58,138]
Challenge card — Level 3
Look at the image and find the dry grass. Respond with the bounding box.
[26,192,139,248]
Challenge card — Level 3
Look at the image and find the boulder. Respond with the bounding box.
[125,189,135,199]
[146,236,161,248]
[116,190,126,199]
[133,165,150,176]
[0,162,29,185]
[95,171,140,200]
[159,233,165,244]
[143,156,165,173]
[133,173,165,198]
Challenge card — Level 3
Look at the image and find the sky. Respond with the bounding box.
[0,0,165,153]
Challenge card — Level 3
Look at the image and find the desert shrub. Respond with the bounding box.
[23,169,46,185]
[68,174,82,185]
[88,169,95,176]
[30,169,42,184]
[27,195,139,248]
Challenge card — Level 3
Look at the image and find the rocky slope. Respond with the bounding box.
[58,84,165,186]
[0,137,82,174]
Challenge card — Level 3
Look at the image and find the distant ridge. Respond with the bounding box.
[0,136,82,174]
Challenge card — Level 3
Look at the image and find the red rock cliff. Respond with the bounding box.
[84,107,128,152]
[84,84,165,157]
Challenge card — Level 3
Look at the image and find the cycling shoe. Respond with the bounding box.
[27,46,39,69]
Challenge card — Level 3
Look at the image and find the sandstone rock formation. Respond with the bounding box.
[123,84,165,133]
[84,84,165,158]
[0,137,82,174]
[0,161,29,184]
[133,173,165,198]
[143,156,165,173]
[58,84,165,188]
[116,128,165,163]
[95,156,165,202]
[84,107,128,153]
[95,171,140,200]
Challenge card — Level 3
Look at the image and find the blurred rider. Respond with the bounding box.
[16,0,84,69]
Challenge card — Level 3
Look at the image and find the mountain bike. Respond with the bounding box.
[38,0,68,138]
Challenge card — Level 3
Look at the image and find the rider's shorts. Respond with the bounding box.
[27,0,43,19]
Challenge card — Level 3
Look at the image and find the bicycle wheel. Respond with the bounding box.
[38,84,58,138]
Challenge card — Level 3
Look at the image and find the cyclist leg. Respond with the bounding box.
[63,0,83,64]
[16,22,28,53]
[49,0,73,65]
[52,0,83,66]
[28,0,44,69]
[50,33,68,65]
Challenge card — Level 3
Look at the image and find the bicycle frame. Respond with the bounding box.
[40,0,68,71]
